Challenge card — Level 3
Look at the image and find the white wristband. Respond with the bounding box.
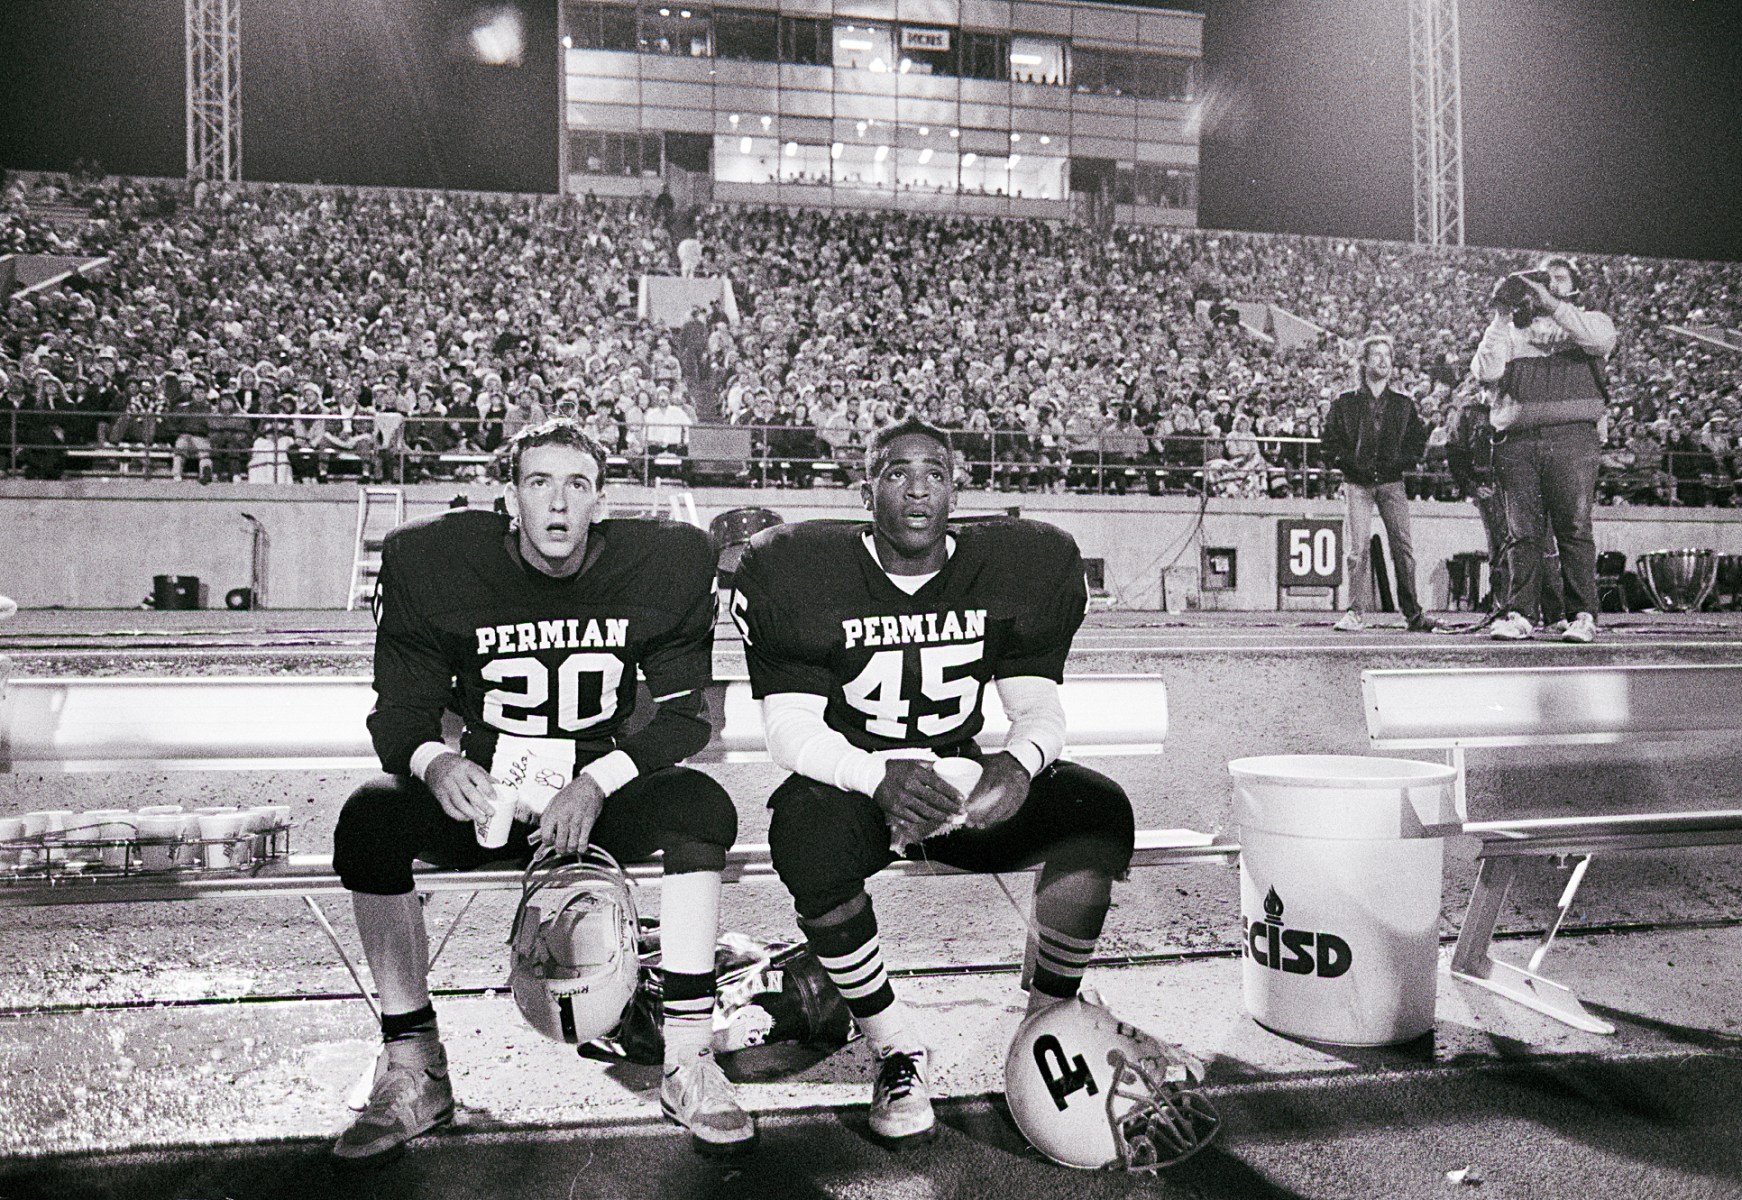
[410,741,452,782]
[580,749,640,798]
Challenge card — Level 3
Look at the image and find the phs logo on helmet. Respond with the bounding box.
[1245,887,1351,978]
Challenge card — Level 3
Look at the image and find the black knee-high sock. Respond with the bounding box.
[802,897,895,1024]
[381,1003,438,1043]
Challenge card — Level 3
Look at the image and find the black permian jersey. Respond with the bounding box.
[732,518,1085,753]
[368,510,716,779]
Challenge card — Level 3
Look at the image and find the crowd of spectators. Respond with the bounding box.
[1,176,1737,505]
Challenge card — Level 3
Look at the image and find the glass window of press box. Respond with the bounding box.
[1008,36,1065,86]
[572,131,666,177]
[713,7,778,61]
[568,2,638,51]
[1114,162,1197,209]
[714,130,1064,199]
[562,3,1186,93]
[638,4,712,55]
[832,22,893,72]
[779,15,831,66]
[1071,46,1195,100]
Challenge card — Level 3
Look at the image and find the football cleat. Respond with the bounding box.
[1004,996,1220,1173]
[1489,612,1534,641]
[660,1053,758,1157]
[331,1036,455,1166]
[869,1044,936,1146]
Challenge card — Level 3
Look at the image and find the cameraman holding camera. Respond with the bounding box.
[1471,257,1617,643]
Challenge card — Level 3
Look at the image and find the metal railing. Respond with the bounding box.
[2,409,1737,504]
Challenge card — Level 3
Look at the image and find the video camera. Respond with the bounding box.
[1489,269,1552,329]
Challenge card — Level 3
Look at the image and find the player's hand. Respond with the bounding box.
[425,751,498,825]
[539,773,607,857]
[961,752,1031,830]
[875,759,965,846]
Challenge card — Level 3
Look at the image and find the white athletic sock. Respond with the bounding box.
[857,1000,921,1055]
[660,871,722,1065]
[658,871,721,976]
[1025,988,1070,1017]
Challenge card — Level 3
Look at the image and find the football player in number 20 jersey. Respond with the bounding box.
[330,419,754,1165]
[732,417,1136,1147]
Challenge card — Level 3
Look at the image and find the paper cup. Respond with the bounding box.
[14,813,50,868]
[248,804,292,857]
[476,785,517,849]
[198,810,254,869]
[0,817,25,870]
[174,814,205,867]
[932,758,984,800]
[80,809,135,869]
[24,810,74,868]
[134,811,185,871]
[61,811,106,842]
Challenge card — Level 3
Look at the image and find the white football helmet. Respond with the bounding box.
[1004,996,1221,1172]
[508,846,642,1045]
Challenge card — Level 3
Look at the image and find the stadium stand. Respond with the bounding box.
[1,178,1738,502]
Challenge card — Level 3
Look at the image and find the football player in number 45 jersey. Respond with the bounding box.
[732,417,1136,1148]
[331,419,754,1166]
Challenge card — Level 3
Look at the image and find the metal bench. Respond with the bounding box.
[1363,663,1742,1033]
[0,665,1230,995]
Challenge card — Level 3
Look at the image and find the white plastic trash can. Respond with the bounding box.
[1229,754,1459,1046]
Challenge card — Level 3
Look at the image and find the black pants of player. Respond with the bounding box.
[767,760,1136,921]
[334,766,737,896]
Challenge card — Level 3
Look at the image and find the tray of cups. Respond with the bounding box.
[0,805,293,884]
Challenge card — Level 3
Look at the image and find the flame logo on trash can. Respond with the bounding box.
[1246,886,1352,978]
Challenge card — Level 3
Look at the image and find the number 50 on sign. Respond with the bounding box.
[1276,519,1342,587]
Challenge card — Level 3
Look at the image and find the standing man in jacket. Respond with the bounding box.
[1471,257,1617,643]
[1322,335,1437,632]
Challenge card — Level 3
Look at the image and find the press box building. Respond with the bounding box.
[559,0,1203,224]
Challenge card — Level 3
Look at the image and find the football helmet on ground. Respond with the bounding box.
[1004,995,1221,1172]
[508,846,642,1045]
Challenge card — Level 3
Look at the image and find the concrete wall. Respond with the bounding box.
[2,479,1740,610]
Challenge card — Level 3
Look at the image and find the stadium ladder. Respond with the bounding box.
[347,487,405,611]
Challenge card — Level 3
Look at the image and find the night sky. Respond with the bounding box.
[1,0,1738,261]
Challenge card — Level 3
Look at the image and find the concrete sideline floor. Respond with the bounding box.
[4,610,1741,1197]
[4,925,1742,1198]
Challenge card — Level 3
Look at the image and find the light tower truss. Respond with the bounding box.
[186,0,241,183]
[1409,0,1464,246]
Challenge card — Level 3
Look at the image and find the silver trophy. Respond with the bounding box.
[1638,549,1718,613]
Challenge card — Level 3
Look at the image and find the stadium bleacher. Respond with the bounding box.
[1,179,1737,504]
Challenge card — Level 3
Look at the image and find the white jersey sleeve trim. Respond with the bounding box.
[763,692,888,797]
[994,675,1066,774]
